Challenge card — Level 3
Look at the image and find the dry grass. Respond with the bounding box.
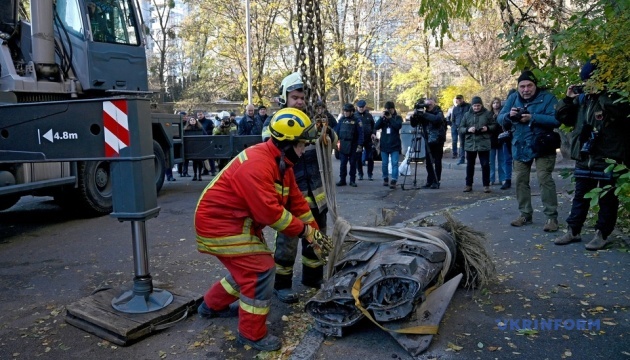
[440,212,497,289]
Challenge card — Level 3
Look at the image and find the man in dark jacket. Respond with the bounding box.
[412,98,445,189]
[459,97,496,193]
[256,105,269,128]
[451,95,471,164]
[238,104,263,135]
[334,103,364,187]
[355,99,376,181]
[554,60,630,250]
[375,101,403,189]
[197,111,217,176]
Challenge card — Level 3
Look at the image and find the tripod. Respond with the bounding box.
[401,123,439,191]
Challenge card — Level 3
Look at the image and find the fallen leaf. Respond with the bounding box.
[580,301,589,306]
[564,349,572,357]
[446,342,463,351]
[281,315,289,321]
[494,305,505,312]
[603,321,617,326]
[487,346,500,352]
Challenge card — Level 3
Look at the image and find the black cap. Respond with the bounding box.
[343,103,355,112]
[455,95,464,100]
[517,70,537,85]
[384,101,395,109]
[471,96,483,105]
[258,105,267,110]
[357,99,366,107]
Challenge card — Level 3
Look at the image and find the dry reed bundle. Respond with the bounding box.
[441,212,496,289]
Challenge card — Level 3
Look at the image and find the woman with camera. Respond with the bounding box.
[459,96,496,193]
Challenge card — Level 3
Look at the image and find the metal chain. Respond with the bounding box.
[314,1,326,106]
[296,0,308,104]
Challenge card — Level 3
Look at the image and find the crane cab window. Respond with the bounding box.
[87,0,139,45]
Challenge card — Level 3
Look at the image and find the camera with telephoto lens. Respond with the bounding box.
[572,85,585,95]
[383,110,391,117]
[509,105,530,122]
[580,131,599,156]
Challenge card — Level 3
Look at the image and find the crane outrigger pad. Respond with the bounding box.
[65,284,201,346]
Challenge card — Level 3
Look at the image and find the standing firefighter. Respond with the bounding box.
[194,108,332,351]
[270,71,337,303]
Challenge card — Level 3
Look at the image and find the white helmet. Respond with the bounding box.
[278,71,306,106]
[219,111,230,119]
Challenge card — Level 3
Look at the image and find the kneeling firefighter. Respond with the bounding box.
[194,108,332,351]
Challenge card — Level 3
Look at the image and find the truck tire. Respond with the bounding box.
[76,160,113,215]
[153,140,165,194]
[61,142,165,216]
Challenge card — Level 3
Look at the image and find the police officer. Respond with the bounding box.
[334,103,364,187]
[355,99,376,181]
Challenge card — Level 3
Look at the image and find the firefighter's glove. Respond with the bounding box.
[302,224,333,259]
[356,145,363,153]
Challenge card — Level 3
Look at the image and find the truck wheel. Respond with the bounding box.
[153,140,165,194]
[76,160,113,215]
[0,195,20,211]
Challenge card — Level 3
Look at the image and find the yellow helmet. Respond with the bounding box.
[269,108,317,142]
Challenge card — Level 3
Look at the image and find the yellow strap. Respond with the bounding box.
[351,275,439,335]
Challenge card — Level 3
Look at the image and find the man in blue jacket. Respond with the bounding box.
[498,70,560,232]
[375,101,403,189]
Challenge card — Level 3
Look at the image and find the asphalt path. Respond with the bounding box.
[0,154,628,360]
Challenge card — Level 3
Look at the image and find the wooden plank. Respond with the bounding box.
[65,286,201,346]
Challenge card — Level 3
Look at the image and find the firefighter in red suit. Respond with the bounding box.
[194,108,328,351]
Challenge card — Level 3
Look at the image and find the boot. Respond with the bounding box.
[389,180,397,189]
[543,218,559,232]
[197,301,239,318]
[500,179,511,190]
[237,333,282,351]
[484,186,491,193]
[273,288,299,304]
[585,230,610,251]
[383,178,389,186]
[554,227,581,245]
[198,175,203,181]
[336,180,347,186]
[463,186,472,192]
[192,175,198,181]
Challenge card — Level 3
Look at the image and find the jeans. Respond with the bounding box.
[465,151,490,186]
[451,127,458,157]
[502,142,513,181]
[357,142,374,177]
[490,147,506,184]
[566,175,619,238]
[513,155,558,220]
[381,150,400,181]
[339,151,358,183]
[459,133,466,161]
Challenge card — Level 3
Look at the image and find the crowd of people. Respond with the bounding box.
[187,63,629,352]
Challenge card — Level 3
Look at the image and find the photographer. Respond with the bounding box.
[554,60,630,250]
[375,101,403,189]
[458,97,496,193]
[410,98,445,189]
[498,70,560,231]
